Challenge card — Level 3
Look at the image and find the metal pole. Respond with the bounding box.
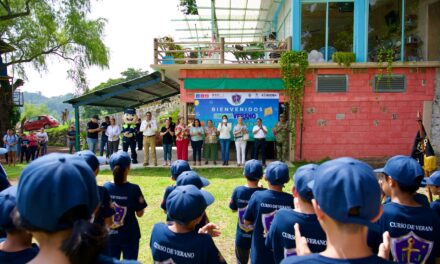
[220,37,225,63]
[74,106,80,151]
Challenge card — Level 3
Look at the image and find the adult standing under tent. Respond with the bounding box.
[218,115,232,166]
[140,111,157,166]
[160,118,174,166]
[135,118,143,151]
[106,117,121,158]
[253,118,268,167]
[272,114,289,162]
[175,117,190,161]
[121,109,138,164]
[204,120,218,165]
[100,116,110,157]
[86,115,101,153]
[233,117,248,167]
[190,119,204,166]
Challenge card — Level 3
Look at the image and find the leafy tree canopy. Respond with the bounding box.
[0,0,110,94]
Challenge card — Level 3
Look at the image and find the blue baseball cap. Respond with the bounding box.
[109,150,131,170]
[124,108,136,115]
[75,150,106,172]
[176,171,210,189]
[426,171,440,186]
[312,157,381,226]
[16,153,99,232]
[0,186,17,231]
[380,155,424,187]
[243,159,263,181]
[0,148,7,155]
[170,160,191,180]
[265,161,290,186]
[294,164,318,201]
[166,185,214,224]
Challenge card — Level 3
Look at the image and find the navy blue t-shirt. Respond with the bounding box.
[243,190,294,264]
[161,185,175,211]
[368,202,440,264]
[280,254,394,264]
[94,186,116,226]
[150,223,226,264]
[229,185,266,249]
[0,164,10,192]
[0,244,39,264]
[265,209,326,263]
[383,193,430,207]
[103,182,147,244]
[431,200,440,218]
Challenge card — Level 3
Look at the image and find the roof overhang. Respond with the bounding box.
[64,72,180,109]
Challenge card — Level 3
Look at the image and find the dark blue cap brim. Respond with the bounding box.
[0,148,7,155]
[200,176,210,187]
[200,190,214,206]
[97,157,107,165]
[374,168,385,173]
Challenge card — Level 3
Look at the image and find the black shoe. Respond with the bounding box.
[225,161,229,166]
[205,161,208,165]
[213,161,217,165]
[222,161,226,166]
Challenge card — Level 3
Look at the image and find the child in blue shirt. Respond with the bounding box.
[150,185,226,263]
[282,157,393,264]
[104,151,147,261]
[160,160,191,211]
[229,159,266,264]
[426,171,440,217]
[0,186,39,264]
[265,164,326,263]
[243,161,293,264]
[369,156,440,264]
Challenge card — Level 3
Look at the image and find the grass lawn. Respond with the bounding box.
[4,165,296,263]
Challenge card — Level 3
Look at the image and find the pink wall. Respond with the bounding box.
[179,67,436,161]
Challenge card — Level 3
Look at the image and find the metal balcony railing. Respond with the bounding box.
[153,37,292,65]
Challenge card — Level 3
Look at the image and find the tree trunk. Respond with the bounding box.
[0,88,13,136]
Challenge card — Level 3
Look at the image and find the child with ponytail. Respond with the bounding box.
[104,151,147,261]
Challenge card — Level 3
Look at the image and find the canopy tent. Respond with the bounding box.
[64,71,180,150]
[172,0,280,43]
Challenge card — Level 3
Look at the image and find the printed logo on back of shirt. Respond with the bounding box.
[284,248,297,258]
[238,207,254,232]
[262,210,276,237]
[391,231,434,264]
[110,202,127,229]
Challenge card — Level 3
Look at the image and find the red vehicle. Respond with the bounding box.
[23,115,60,131]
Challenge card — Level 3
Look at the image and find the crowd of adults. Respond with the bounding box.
[71,111,290,167]
[1,128,49,166]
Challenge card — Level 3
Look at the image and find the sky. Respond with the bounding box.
[21,0,182,97]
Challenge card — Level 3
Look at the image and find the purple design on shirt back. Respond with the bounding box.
[391,231,433,264]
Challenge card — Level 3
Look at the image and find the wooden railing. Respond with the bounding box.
[154,37,292,65]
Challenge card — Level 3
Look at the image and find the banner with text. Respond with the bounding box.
[194,92,279,141]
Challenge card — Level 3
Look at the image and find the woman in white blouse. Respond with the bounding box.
[217,115,232,166]
[233,117,248,166]
[105,117,121,157]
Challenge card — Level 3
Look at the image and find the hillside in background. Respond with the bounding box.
[22,91,74,120]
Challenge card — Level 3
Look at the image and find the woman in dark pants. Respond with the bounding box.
[189,119,205,166]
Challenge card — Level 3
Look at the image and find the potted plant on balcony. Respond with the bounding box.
[157,36,185,64]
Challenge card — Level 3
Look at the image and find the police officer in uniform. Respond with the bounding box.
[121,108,138,164]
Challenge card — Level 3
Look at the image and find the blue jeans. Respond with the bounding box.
[219,138,230,162]
[163,143,172,161]
[87,138,98,153]
[100,135,108,157]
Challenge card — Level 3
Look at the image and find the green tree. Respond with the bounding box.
[0,0,109,135]
[20,103,51,120]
